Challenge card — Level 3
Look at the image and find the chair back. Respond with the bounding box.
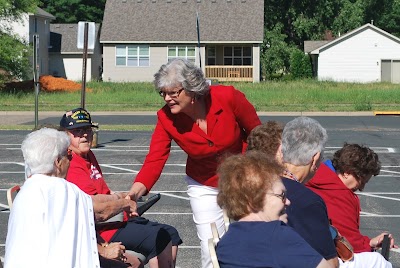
[222,209,230,231]
[208,238,220,268]
[209,222,221,268]
[7,185,21,209]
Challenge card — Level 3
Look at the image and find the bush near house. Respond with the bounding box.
[290,49,313,79]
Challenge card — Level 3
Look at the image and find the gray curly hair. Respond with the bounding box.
[281,117,327,166]
[154,59,209,99]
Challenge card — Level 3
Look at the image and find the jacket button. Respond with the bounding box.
[208,141,214,147]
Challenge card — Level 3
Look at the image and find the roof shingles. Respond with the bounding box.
[50,24,100,53]
[100,0,264,43]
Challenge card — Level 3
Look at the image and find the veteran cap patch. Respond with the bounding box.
[60,107,97,129]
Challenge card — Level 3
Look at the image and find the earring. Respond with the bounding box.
[191,98,194,104]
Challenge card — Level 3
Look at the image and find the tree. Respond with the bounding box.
[261,23,295,79]
[365,0,400,37]
[39,0,106,23]
[0,33,32,80]
[332,0,366,36]
[264,0,342,47]
[0,0,38,81]
[0,0,38,23]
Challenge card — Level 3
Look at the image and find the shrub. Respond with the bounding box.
[290,49,313,79]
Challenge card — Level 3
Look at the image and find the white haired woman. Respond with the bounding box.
[5,128,99,268]
[126,59,261,267]
[280,117,339,267]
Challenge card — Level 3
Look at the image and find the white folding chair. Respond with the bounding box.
[209,222,221,268]
[207,210,232,268]
[208,237,220,268]
[222,209,230,231]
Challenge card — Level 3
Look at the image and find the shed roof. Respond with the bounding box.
[310,23,400,55]
[100,0,264,44]
[303,40,331,53]
[34,7,55,20]
[50,23,100,53]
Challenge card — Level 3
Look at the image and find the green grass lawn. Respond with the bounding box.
[1,80,400,112]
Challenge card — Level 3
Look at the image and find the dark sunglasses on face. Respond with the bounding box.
[158,88,184,98]
[69,128,93,137]
[66,149,73,161]
[267,191,287,203]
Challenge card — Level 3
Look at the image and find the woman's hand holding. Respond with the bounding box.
[126,182,147,201]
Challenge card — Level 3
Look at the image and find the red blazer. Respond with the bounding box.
[134,85,261,190]
[306,162,372,253]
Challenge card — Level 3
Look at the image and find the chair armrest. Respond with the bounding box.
[137,193,161,216]
[381,234,390,261]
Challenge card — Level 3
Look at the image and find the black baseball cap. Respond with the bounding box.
[59,107,98,130]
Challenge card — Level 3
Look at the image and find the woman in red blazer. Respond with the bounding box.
[127,59,261,267]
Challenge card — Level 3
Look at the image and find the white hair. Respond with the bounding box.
[21,128,70,177]
[154,59,209,99]
[282,117,327,165]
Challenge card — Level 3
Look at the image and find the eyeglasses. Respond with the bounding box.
[158,88,184,98]
[267,191,287,203]
[66,149,73,161]
[69,128,93,137]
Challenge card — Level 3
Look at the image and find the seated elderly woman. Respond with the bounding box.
[5,128,100,267]
[215,151,332,268]
[307,143,397,266]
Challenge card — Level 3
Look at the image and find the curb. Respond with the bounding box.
[373,111,400,116]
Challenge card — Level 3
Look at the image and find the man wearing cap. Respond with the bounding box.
[60,107,182,268]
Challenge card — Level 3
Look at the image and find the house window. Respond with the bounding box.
[207,47,216,65]
[223,46,252,65]
[116,45,149,66]
[168,46,195,62]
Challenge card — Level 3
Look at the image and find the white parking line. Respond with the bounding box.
[325,147,396,153]
[100,164,138,174]
[380,169,400,175]
[360,215,400,217]
[358,193,400,202]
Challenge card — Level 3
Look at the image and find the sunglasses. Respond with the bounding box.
[267,191,287,203]
[67,149,73,161]
[69,128,93,137]
[158,88,184,98]
[61,149,73,161]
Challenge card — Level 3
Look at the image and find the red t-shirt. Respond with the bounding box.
[66,150,117,242]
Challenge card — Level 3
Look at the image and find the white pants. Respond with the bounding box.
[185,176,225,268]
[339,252,392,268]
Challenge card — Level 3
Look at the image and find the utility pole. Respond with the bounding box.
[33,34,40,129]
[81,22,89,109]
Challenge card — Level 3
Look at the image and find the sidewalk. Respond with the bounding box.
[0,111,376,126]
[0,111,157,126]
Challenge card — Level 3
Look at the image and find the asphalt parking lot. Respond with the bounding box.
[0,114,399,267]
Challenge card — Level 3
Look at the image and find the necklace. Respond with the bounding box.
[283,170,300,183]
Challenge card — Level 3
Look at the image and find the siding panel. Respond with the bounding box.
[318,28,400,83]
